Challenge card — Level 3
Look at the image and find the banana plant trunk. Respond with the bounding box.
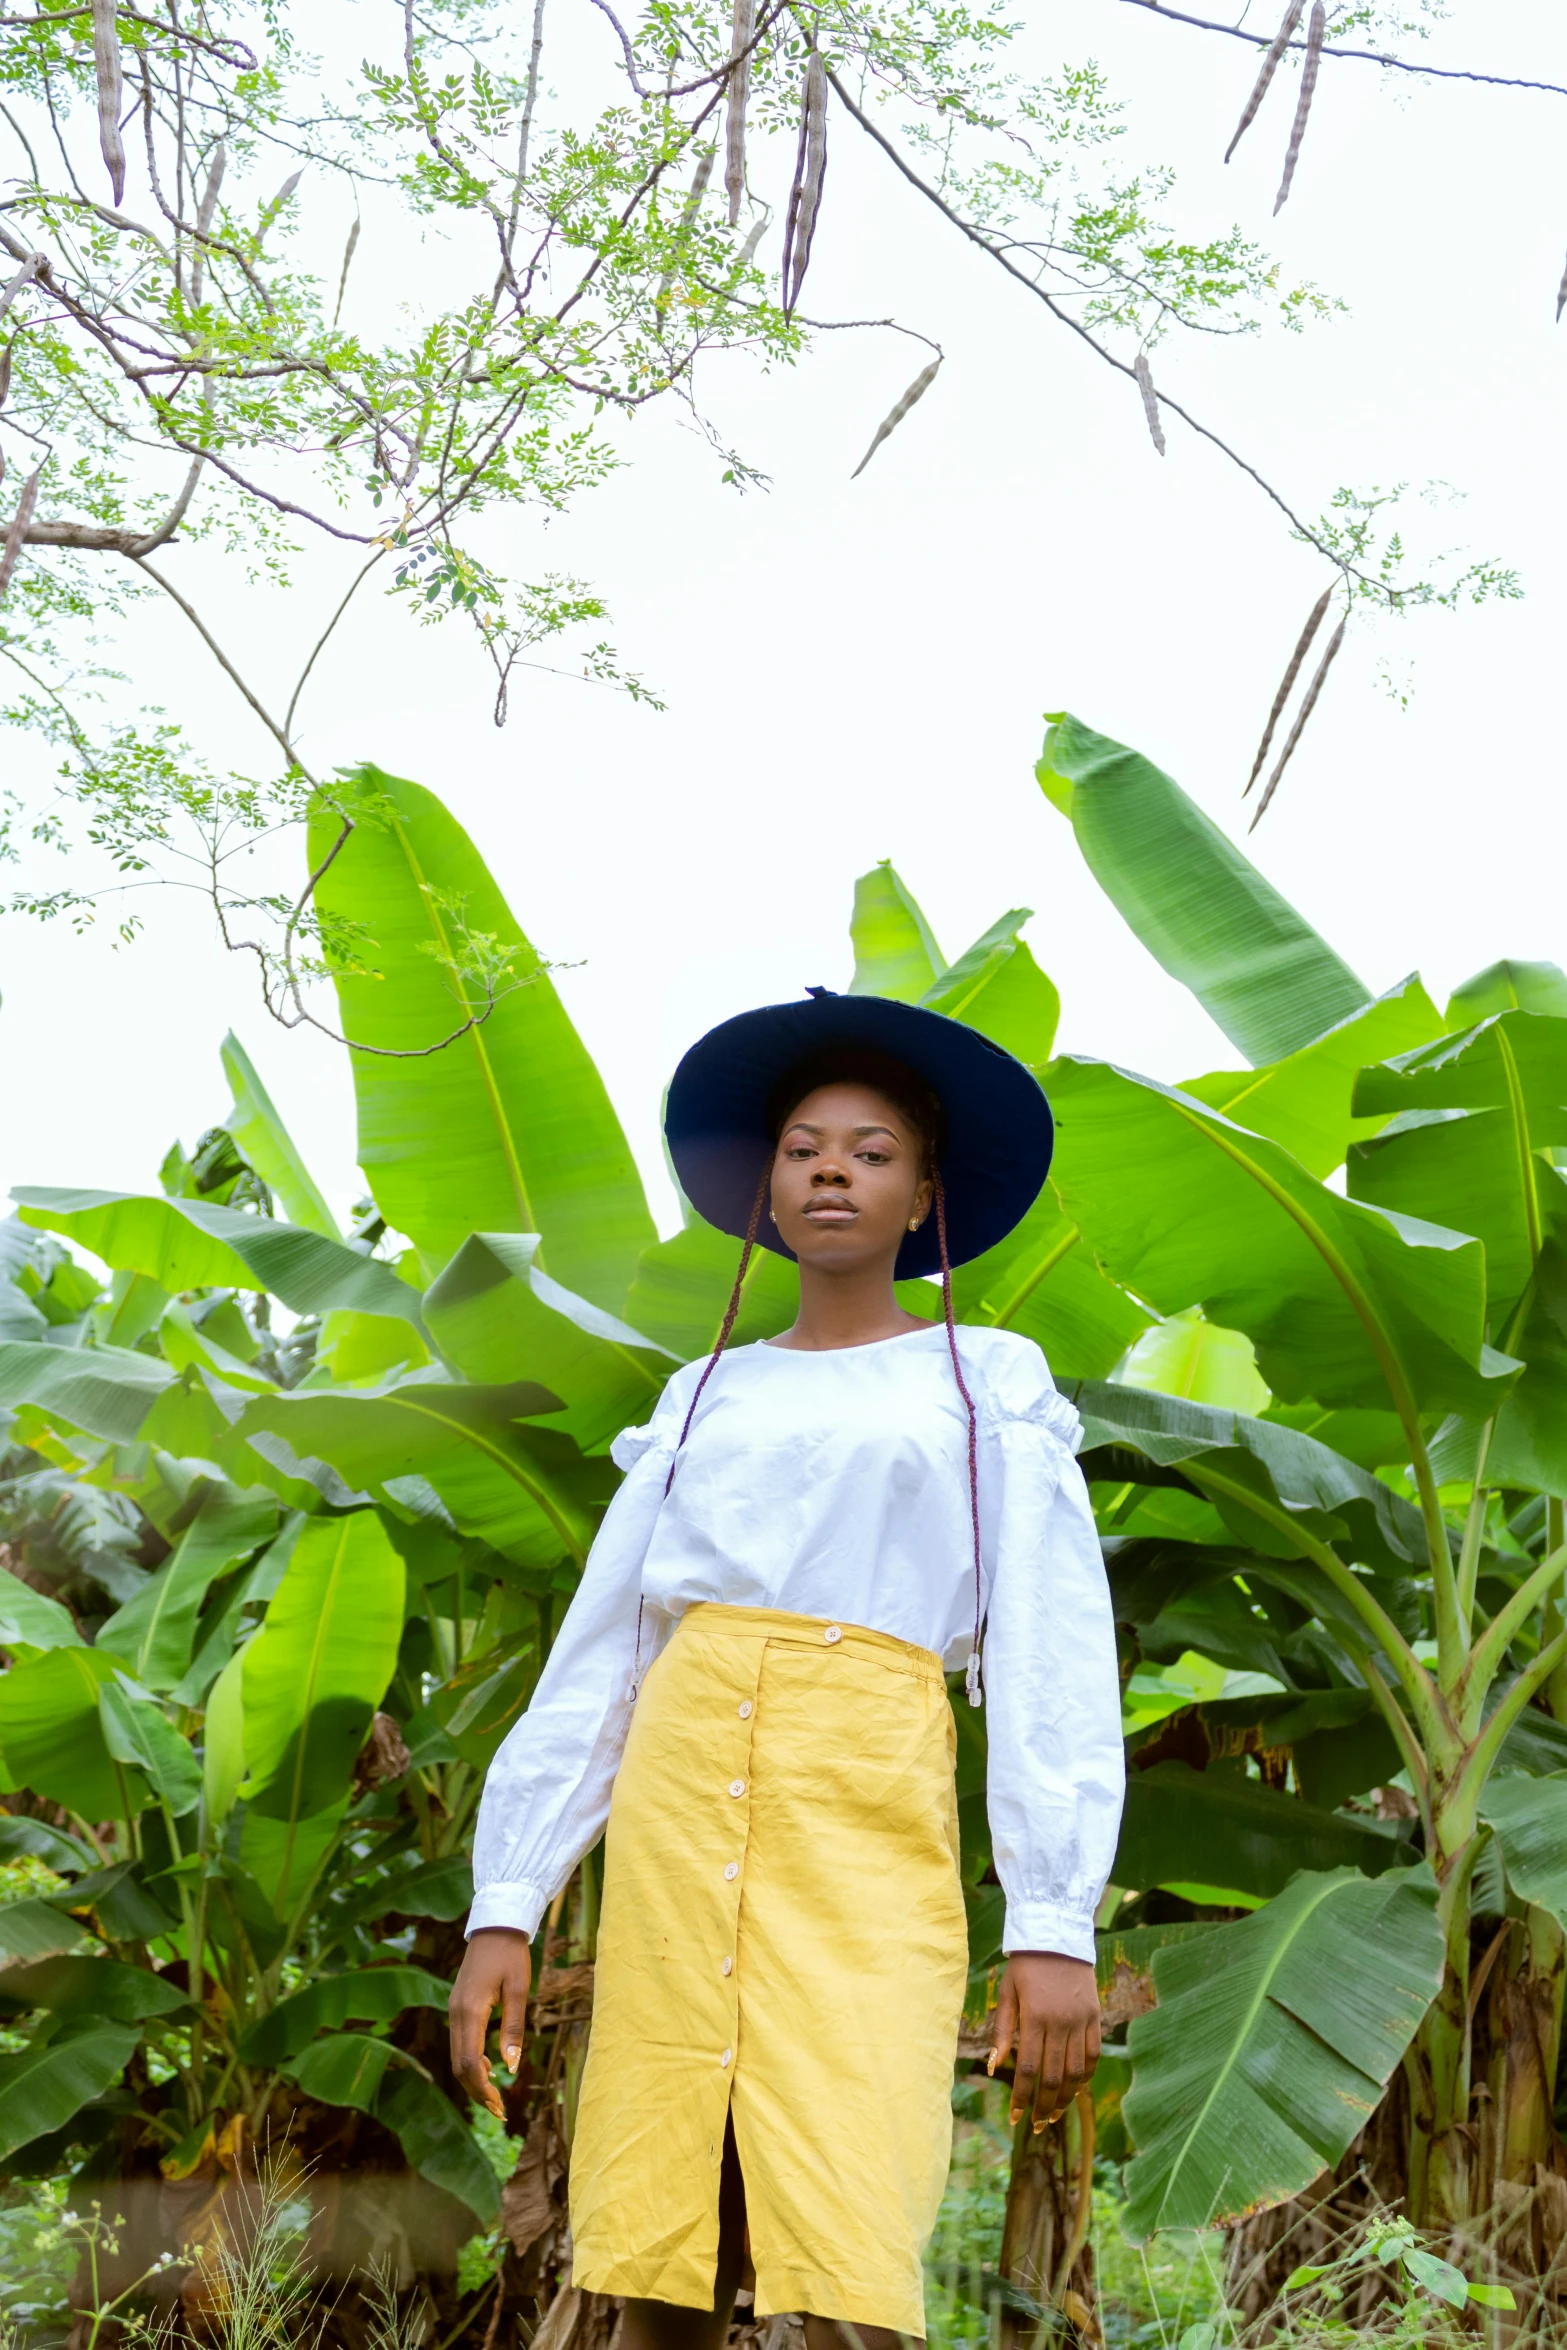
[999,2092,1097,2345]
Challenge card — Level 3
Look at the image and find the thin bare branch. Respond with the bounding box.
[129,552,315,776]
[1117,0,1567,101]
[825,67,1383,598]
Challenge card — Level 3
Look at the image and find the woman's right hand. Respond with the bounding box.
[449,1927,533,2118]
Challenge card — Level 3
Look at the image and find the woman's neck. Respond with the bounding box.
[770,1261,930,1352]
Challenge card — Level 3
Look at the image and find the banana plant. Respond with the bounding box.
[1038,713,1567,2253]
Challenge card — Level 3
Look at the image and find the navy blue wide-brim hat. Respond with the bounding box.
[664,987,1054,1281]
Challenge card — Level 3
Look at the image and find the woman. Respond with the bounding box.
[450,987,1124,2350]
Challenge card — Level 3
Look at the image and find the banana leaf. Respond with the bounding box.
[1036,713,1370,1063]
[309,765,655,1307]
[1115,1761,1410,1899]
[848,860,944,999]
[0,2019,142,2162]
[220,1032,341,1238]
[98,1483,276,1689]
[1121,1865,1444,2236]
[239,1964,452,2065]
[1479,1772,1567,1930]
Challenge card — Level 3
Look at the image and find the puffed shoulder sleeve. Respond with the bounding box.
[977,1337,1124,1964]
[466,1366,696,1939]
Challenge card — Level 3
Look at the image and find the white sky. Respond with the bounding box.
[4,1,1564,1241]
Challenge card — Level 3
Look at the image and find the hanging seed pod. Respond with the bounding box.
[91,0,125,207]
[0,255,41,324]
[1555,251,1567,323]
[1133,353,1165,456]
[0,341,11,410]
[195,140,226,243]
[1249,611,1345,830]
[782,49,828,315]
[0,465,42,601]
[733,215,768,275]
[1274,1,1325,215]
[1243,584,1333,795]
[851,355,942,479]
[655,145,714,320]
[725,0,755,228]
[334,216,361,327]
[1224,0,1305,165]
[257,168,303,245]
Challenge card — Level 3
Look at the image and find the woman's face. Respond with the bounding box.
[770,1081,934,1275]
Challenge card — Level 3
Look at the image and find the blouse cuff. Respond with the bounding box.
[1002,1898,1097,1967]
[467,1878,550,1940]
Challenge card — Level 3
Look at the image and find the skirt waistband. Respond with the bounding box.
[675,1601,946,1687]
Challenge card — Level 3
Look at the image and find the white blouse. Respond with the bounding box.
[467,1323,1124,1964]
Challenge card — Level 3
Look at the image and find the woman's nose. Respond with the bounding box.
[811,1163,849,1186]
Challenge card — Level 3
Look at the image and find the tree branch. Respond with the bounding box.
[1116,2,1567,102]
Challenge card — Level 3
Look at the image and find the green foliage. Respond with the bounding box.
[3,712,1567,2281]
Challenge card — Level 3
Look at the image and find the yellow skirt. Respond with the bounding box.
[569,1604,968,2338]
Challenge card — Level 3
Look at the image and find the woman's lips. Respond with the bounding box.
[803,1200,856,1220]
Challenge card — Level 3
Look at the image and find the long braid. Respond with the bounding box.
[934,1170,985,1706]
[627,1166,772,1701]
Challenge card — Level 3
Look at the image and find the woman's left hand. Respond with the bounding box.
[988,1950,1102,2131]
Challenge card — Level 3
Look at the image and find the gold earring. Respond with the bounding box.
[908,1217,922,1232]
[768,1208,777,1224]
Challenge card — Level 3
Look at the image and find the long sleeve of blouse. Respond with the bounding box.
[466,1324,1124,1963]
[464,1376,688,1938]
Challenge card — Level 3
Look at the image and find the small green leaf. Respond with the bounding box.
[1402,2249,1469,2308]
[1465,2284,1517,2310]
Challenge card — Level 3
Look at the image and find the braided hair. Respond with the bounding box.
[629,1053,986,1704]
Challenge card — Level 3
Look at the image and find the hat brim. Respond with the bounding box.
[664,989,1053,1278]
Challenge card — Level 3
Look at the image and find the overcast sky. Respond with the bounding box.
[5,1,1563,1243]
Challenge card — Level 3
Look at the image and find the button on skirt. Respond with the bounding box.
[569,1603,968,2338]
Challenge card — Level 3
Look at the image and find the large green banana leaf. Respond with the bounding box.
[1036,713,1370,1064]
[425,1234,675,1452]
[622,1217,799,1361]
[1121,1865,1444,2237]
[0,1339,173,1444]
[1182,977,1444,1180]
[235,1384,611,1565]
[0,1646,150,1820]
[949,1190,1152,1380]
[240,1511,406,1828]
[0,1954,194,2023]
[0,2020,142,2162]
[239,1964,452,2065]
[1351,1011,1567,1306]
[0,1566,82,1651]
[1116,1761,1410,1900]
[1050,1059,1511,1420]
[98,1484,276,1689]
[1448,959,1567,1024]
[920,909,1059,1071]
[1119,1310,1270,1414]
[848,860,945,999]
[309,766,654,1305]
[11,1191,422,1329]
[283,2032,499,2221]
[99,1678,203,1814]
[1479,1773,1567,1930]
[0,1900,87,1964]
[1068,1379,1427,1574]
[220,1033,340,1238]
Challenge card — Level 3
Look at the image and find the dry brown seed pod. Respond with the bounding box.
[1249,610,1345,830]
[782,49,828,314]
[1224,0,1305,166]
[1556,250,1567,323]
[0,465,42,601]
[851,355,942,479]
[733,215,768,275]
[655,145,715,319]
[334,216,361,327]
[1133,353,1165,456]
[725,0,756,227]
[91,0,126,207]
[1243,583,1333,796]
[0,341,10,411]
[1274,1,1325,215]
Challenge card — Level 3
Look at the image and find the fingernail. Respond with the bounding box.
[1034,2118,1046,2135]
[986,2052,998,2077]
[503,2045,520,2070]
